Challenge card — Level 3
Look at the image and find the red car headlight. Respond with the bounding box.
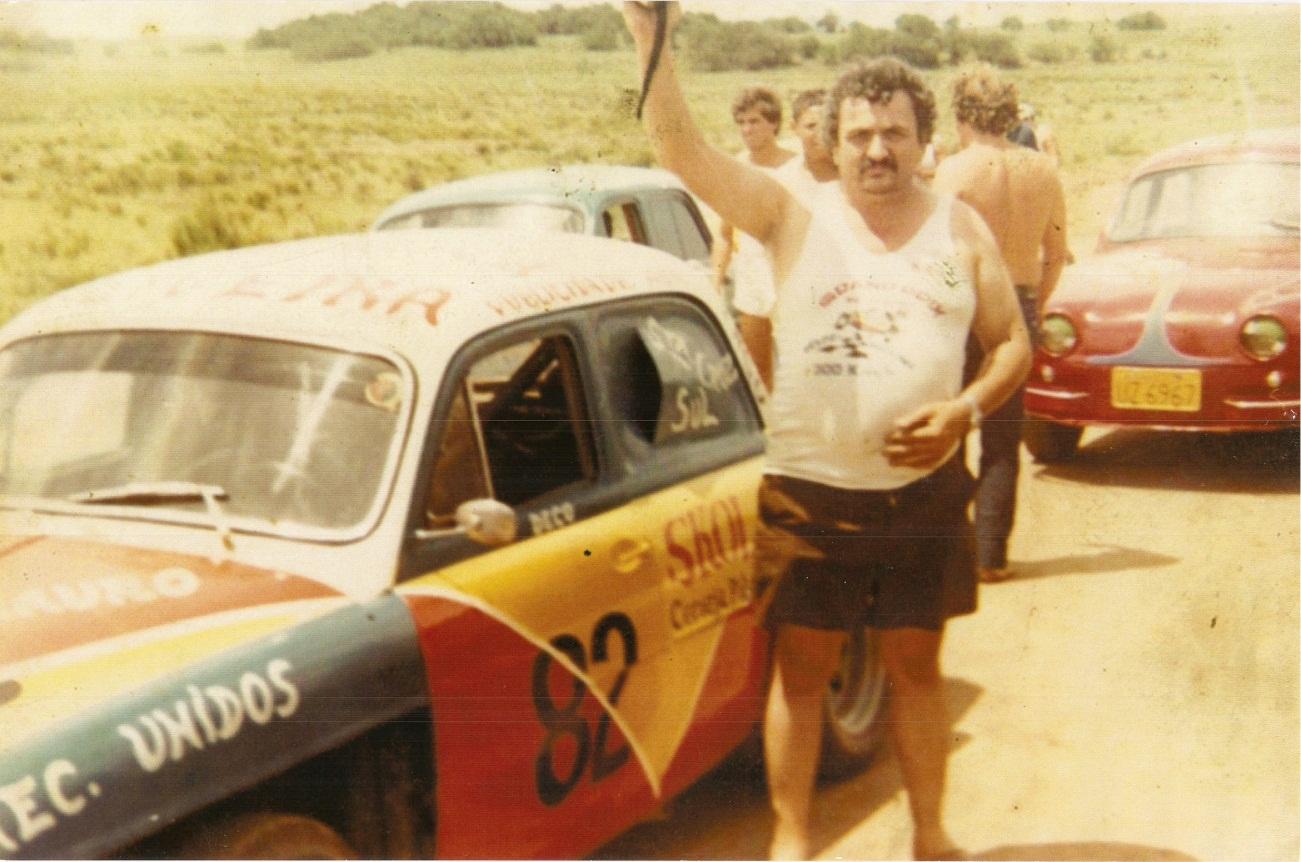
[1240,315,1288,361]
[1039,313,1078,357]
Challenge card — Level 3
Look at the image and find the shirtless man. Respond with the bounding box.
[933,66,1070,583]
[734,88,838,389]
[624,6,1030,859]
[711,86,797,300]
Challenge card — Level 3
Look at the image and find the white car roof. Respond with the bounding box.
[372,165,690,229]
[1,228,717,375]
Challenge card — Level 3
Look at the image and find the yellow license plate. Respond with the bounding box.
[1110,367,1202,412]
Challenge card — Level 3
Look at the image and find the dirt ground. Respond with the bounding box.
[601,427,1300,861]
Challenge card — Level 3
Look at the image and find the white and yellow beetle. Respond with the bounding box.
[0,227,884,859]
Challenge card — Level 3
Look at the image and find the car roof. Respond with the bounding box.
[1131,127,1299,178]
[1,228,716,375]
[372,164,689,229]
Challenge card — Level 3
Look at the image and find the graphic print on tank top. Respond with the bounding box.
[766,191,977,491]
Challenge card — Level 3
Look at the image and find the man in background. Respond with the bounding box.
[733,88,837,389]
[934,66,1071,583]
[711,85,796,308]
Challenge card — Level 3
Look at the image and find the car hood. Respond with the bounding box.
[1046,242,1299,362]
[0,534,347,752]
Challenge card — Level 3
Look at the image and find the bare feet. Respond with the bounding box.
[978,566,1013,583]
[914,825,964,860]
[768,825,810,861]
[916,847,969,861]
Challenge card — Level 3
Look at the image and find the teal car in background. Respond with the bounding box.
[371,165,714,267]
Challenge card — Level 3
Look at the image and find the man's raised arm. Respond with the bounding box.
[623,2,789,248]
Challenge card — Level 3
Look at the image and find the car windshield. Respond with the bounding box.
[378,202,585,233]
[0,331,406,535]
[1108,161,1300,242]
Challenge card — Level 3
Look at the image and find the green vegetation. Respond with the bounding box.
[958,29,1023,68]
[682,16,797,72]
[1028,40,1074,65]
[182,42,229,55]
[0,6,1296,324]
[1090,33,1120,63]
[0,26,74,55]
[1118,11,1168,31]
[248,2,539,54]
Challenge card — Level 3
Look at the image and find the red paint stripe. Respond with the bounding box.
[0,537,337,665]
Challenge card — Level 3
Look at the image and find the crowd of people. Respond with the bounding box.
[623,3,1070,859]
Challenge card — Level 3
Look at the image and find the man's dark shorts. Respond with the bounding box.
[757,457,978,632]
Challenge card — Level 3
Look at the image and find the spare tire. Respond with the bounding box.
[819,625,889,780]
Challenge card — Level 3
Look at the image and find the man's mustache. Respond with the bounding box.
[861,156,897,172]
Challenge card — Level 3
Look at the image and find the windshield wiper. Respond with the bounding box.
[68,481,227,505]
[68,481,235,551]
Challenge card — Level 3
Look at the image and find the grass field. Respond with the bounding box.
[0,3,1296,324]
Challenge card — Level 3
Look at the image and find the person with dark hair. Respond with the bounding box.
[934,66,1071,584]
[734,88,837,388]
[624,6,1031,859]
[712,85,796,300]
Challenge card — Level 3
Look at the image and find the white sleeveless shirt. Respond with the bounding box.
[732,158,834,317]
[729,154,798,317]
[766,190,976,491]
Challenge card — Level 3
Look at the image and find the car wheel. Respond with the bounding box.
[819,626,889,780]
[1024,419,1083,463]
[176,812,357,859]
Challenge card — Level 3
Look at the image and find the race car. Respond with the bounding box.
[1024,127,1299,461]
[372,164,714,268]
[0,228,884,858]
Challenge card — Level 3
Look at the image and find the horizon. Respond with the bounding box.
[0,0,1270,42]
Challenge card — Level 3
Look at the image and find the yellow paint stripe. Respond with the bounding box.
[0,598,346,755]
[0,597,348,682]
[398,581,664,799]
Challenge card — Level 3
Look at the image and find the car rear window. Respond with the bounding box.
[379,202,584,233]
[1109,161,1300,241]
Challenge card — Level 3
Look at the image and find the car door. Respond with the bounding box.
[641,188,714,266]
[587,294,768,800]
[394,317,682,858]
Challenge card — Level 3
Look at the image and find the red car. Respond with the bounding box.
[1025,127,1300,461]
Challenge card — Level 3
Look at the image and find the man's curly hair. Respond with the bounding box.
[822,58,937,149]
[951,65,1020,135]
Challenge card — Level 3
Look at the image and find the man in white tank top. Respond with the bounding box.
[711,85,796,310]
[626,6,1030,859]
[734,88,839,390]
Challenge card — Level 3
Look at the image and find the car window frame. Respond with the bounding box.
[397,295,764,581]
[646,189,714,263]
[0,327,417,546]
[597,196,650,247]
[399,313,608,580]
[376,199,587,234]
[586,294,765,495]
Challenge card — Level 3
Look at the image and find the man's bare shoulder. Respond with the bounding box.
[1006,146,1063,180]
[933,147,986,184]
[947,196,999,247]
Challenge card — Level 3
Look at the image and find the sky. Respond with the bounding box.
[0,0,1264,41]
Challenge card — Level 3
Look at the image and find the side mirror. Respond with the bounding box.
[414,499,518,546]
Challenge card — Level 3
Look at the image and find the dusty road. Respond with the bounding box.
[599,427,1299,861]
